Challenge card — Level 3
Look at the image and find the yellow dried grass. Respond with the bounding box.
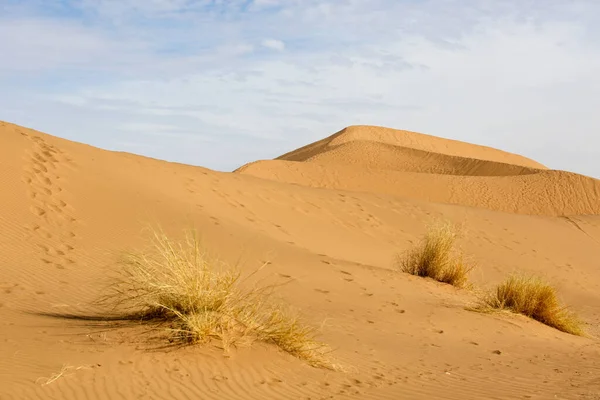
[397,220,473,288]
[104,227,337,369]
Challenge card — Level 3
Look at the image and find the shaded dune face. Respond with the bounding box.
[237,125,600,216]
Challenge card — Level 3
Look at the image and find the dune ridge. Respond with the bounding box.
[276,125,548,169]
[237,125,600,216]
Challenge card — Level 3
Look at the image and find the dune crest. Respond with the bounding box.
[237,125,600,216]
[276,125,548,170]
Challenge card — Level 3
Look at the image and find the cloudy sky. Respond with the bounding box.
[1,1,599,177]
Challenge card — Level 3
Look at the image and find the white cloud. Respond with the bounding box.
[262,39,285,51]
[0,1,599,177]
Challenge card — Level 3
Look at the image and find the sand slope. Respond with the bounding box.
[1,121,600,400]
[236,160,600,216]
[237,125,600,216]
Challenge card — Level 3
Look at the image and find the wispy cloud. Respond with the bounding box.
[1,0,599,176]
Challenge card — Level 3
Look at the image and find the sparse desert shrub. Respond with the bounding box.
[104,228,336,369]
[476,274,584,336]
[397,220,473,288]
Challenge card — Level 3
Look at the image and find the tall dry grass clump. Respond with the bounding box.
[397,220,473,288]
[477,274,584,336]
[105,228,336,369]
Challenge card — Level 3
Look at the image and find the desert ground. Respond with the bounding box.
[1,120,599,400]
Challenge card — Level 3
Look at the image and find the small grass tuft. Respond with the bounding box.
[396,220,473,288]
[103,227,337,369]
[475,274,584,336]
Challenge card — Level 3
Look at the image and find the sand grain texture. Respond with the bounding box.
[1,121,600,400]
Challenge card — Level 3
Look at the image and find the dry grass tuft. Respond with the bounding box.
[475,274,584,336]
[103,228,336,369]
[397,220,473,288]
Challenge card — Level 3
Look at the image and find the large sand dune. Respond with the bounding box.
[1,120,600,400]
[277,126,548,169]
[237,125,600,216]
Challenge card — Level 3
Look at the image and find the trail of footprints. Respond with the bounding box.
[21,133,78,270]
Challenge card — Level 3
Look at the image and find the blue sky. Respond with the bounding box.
[1,0,599,177]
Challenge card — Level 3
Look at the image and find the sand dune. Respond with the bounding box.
[276,125,548,170]
[281,140,540,176]
[237,125,600,216]
[1,120,599,400]
[236,160,600,216]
